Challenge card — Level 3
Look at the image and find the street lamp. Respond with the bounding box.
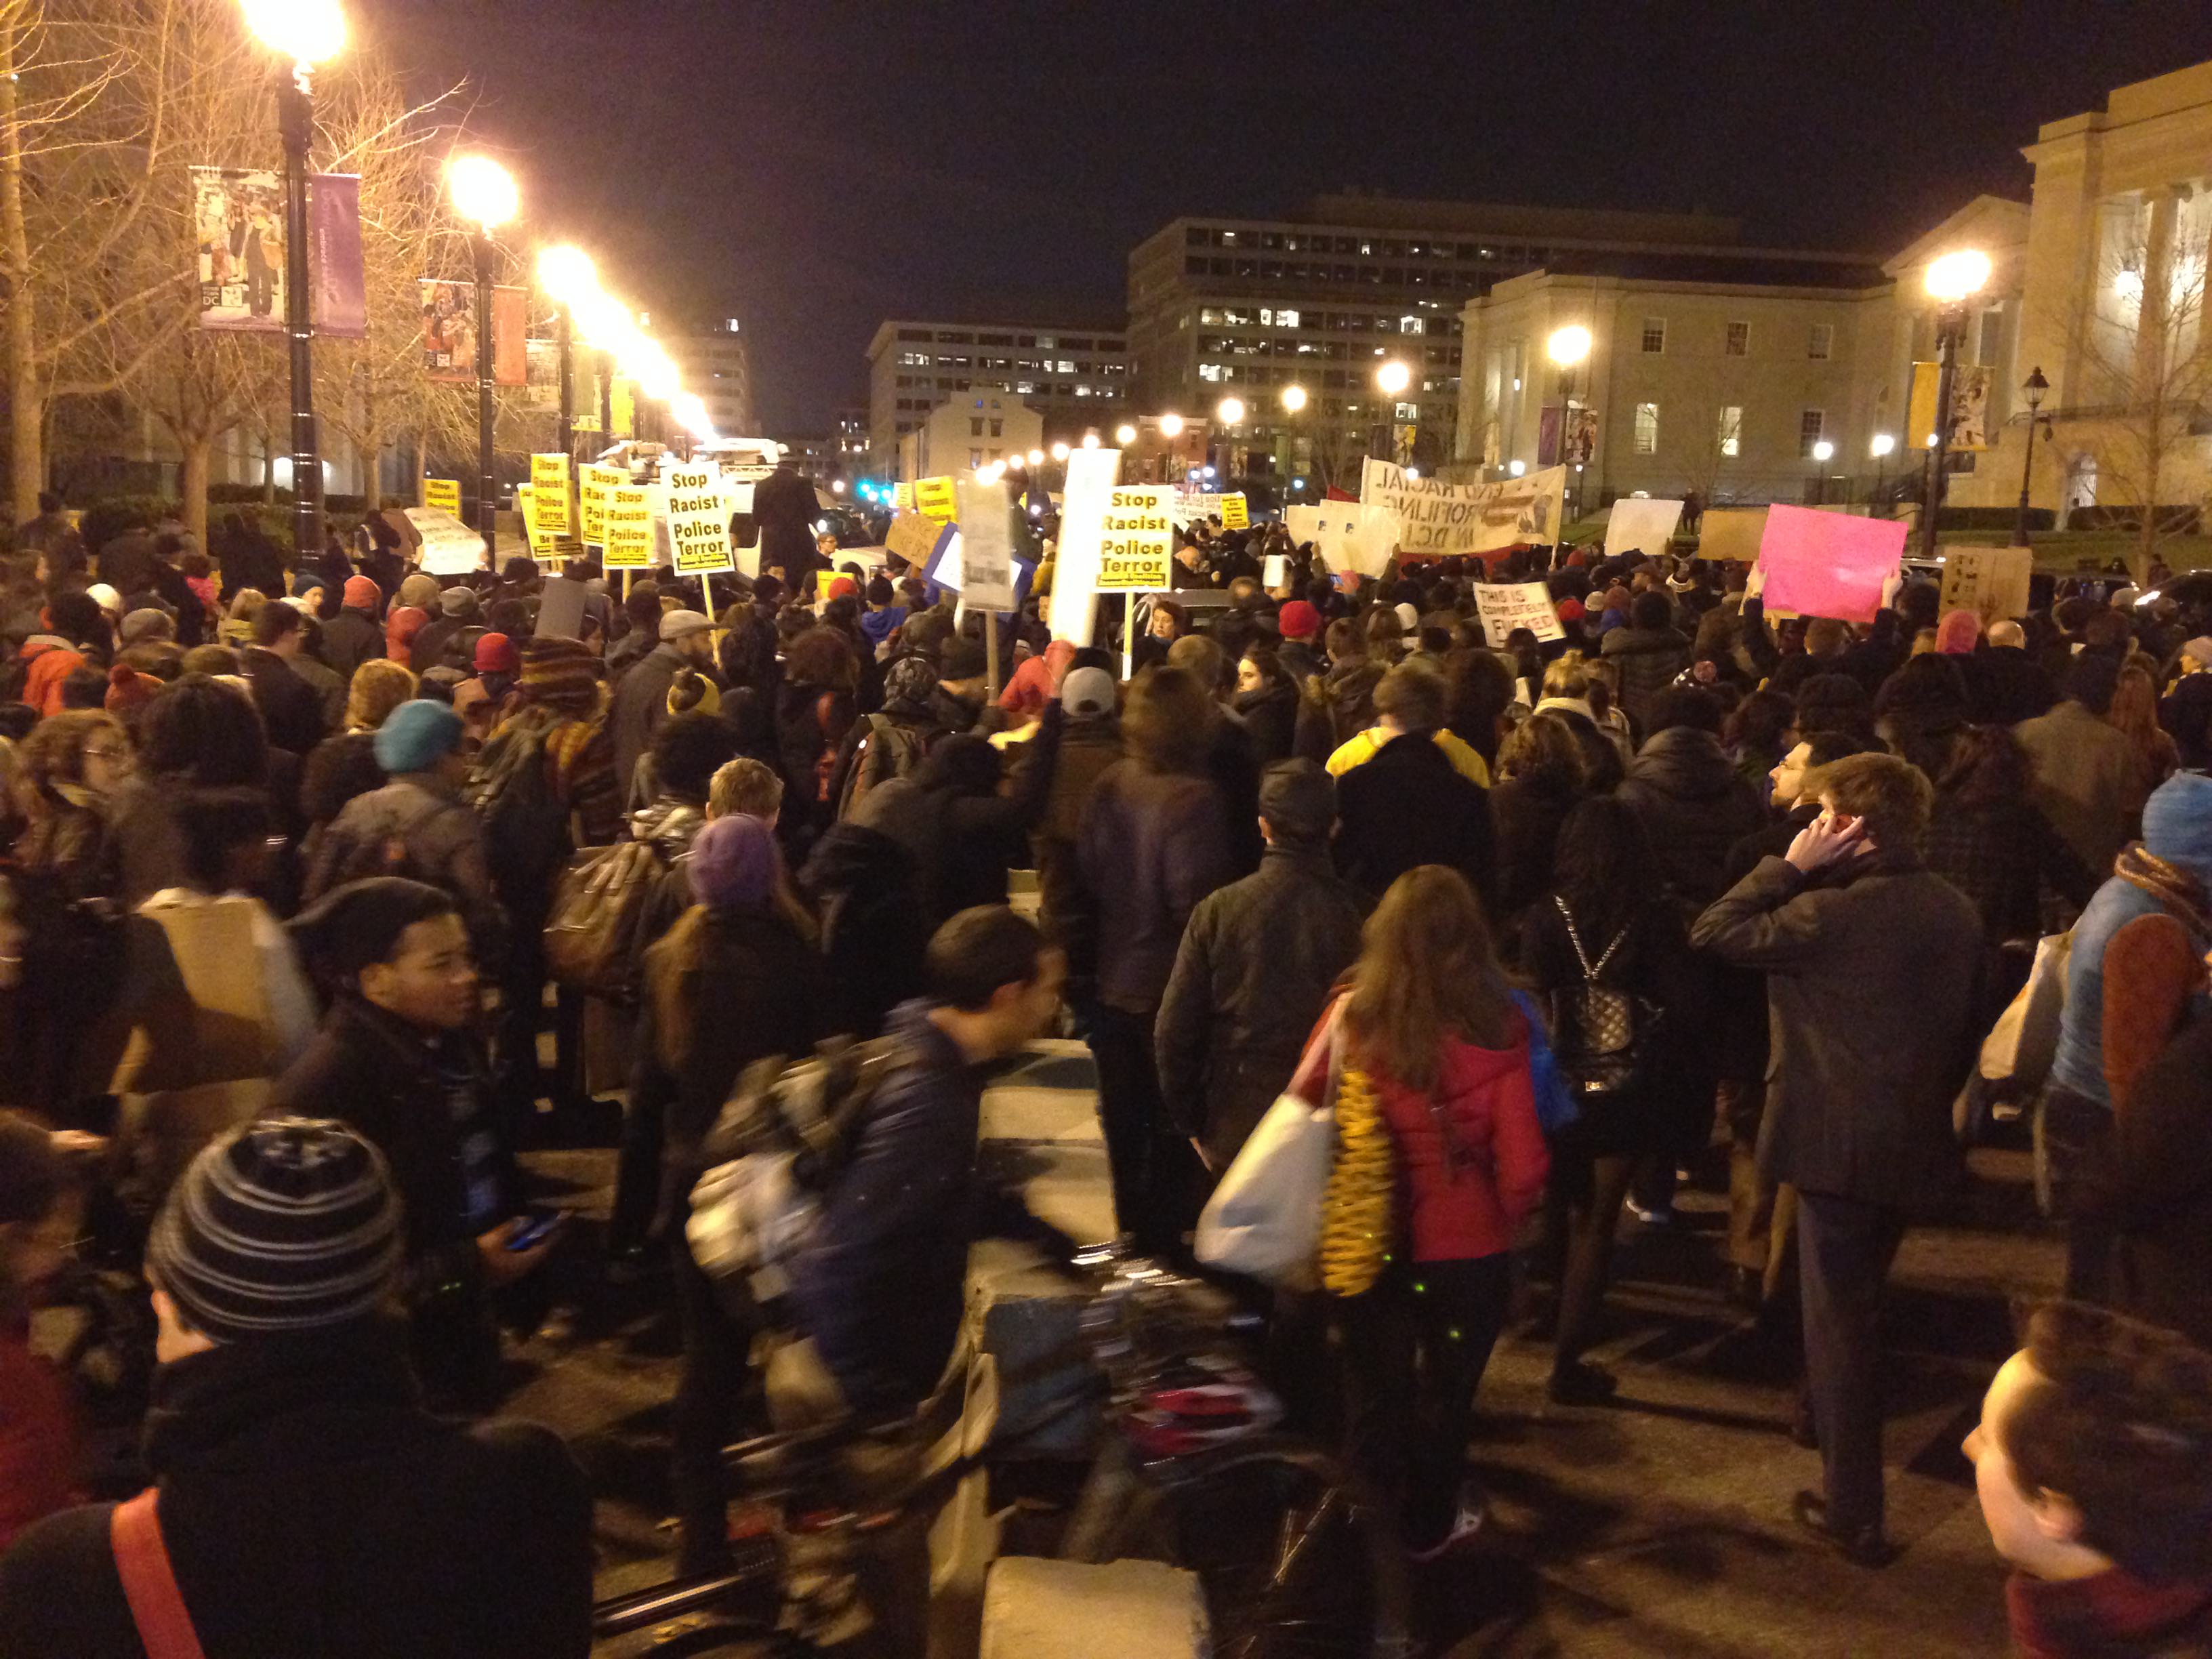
[1050,441,1070,462]
[1811,437,1835,505]
[448,155,518,560]
[1919,249,1992,560]
[241,0,346,560]
[1115,423,1137,445]
[1280,384,1307,413]
[1156,413,1184,436]
[1027,447,1044,466]
[2015,365,2051,548]
[1870,432,1896,516]
[1546,325,1593,519]
[1216,396,1244,426]
[1081,432,1100,448]
[1372,359,1412,467]
[535,244,595,463]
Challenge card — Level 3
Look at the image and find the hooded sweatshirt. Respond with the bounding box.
[1616,726,1767,907]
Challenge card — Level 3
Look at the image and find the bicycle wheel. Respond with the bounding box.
[1105,1438,1412,1659]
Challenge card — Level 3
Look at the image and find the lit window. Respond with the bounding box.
[1199,363,1224,382]
[970,449,983,468]
[726,318,740,333]
[1641,318,1666,354]
[1718,405,1743,458]
[1634,402,1659,455]
[1399,315,1424,334]
[1276,308,1300,329]
[1799,409,1826,457]
[1725,321,1750,357]
[1808,323,1833,361]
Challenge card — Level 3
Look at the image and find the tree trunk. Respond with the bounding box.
[180,434,209,550]
[261,434,274,504]
[0,22,43,527]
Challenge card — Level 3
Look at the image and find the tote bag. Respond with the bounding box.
[1194,1004,1343,1288]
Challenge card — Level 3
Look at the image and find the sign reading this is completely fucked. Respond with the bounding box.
[1095,487,1174,590]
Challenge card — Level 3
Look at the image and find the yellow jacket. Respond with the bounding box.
[1325,726,1491,787]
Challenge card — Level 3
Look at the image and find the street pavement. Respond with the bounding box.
[501,1073,2049,1657]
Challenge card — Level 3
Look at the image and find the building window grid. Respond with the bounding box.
[1640,319,1666,354]
[1633,403,1659,455]
[1717,405,1743,458]
[1807,323,1834,361]
[1799,409,1826,457]
[1725,321,1751,357]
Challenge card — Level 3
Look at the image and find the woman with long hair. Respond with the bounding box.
[2108,655,2179,803]
[1488,710,1588,952]
[12,711,131,903]
[1520,797,1694,1404]
[773,626,859,859]
[301,659,417,864]
[1282,864,1548,1559]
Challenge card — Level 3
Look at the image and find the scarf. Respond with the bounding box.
[2116,844,2212,947]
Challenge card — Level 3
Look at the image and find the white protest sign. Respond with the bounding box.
[1263,554,1288,590]
[1361,458,1568,556]
[1286,501,1398,577]
[1939,546,2034,623]
[1097,487,1175,590]
[1603,497,1685,560]
[1048,446,1123,646]
[663,464,732,575]
[402,507,486,575]
[1473,581,1565,647]
[601,480,663,569]
[955,476,1017,610]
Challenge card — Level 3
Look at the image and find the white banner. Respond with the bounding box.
[1286,501,1398,577]
[1602,497,1684,560]
[1048,447,1124,646]
[1361,458,1567,557]
[402,507,485,575]
[1473,581,1565,647]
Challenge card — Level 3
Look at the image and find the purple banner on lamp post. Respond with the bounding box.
[308,173,367,340]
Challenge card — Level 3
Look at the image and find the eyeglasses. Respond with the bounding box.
[83,744,130,762]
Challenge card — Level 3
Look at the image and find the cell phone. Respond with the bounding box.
[505,1210,565,1252]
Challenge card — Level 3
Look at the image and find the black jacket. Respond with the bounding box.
[241,647,327,757]
[1334,729,1496,907]
[1489,774,1582,948]
[1155,845,1366,1167]
[1233,681,1298,767]
[611,641,692,808]
[1080,759,1237,1014]
[2083,1015,2212,1350]
[0,1322,591,1659]
[1598,624,1690,730]
[1965,645,2058,726]
[1616,727,1767,907]
[1692,853,1983,1210]
[319,607,386,683]
[752,466,817,580]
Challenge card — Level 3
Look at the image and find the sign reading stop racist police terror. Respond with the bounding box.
[1096,486,1174,590]
[601,480,662,569]
[664,465,732,575]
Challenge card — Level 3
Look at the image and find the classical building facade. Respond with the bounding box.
[892,391,1044,483]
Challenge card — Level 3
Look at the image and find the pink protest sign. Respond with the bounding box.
[1756,506,1908,625]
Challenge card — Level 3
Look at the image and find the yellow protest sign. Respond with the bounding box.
[515,485,558,553]
[664,464,732,575]
[1096,486,1174,590]
[892,480,916,513]
[529,454,572,535]
[602,480,661,568]
[422,477,461,516]
[578,464,622,547]
[914,475,957,523]
[1219,492,1249,529]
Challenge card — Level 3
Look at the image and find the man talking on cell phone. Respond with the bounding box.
[1692,752,1982,1570]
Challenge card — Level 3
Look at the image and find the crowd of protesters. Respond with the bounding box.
[0,484,2209,1656]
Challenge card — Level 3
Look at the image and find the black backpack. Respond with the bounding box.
[466,719,568,901]
[1549,897,1663,1097]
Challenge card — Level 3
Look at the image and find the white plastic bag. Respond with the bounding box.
[1193,1008,1342,1288]
[1980,930,2071,1086]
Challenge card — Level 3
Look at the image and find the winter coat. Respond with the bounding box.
[1232,681,1298,766]
[610,642,693,809]
[0,1330,81,1554]
[0,1322,592,1659]
[319,608,386,683]
[2082,1014,2212,1351]
[1616,726,1766,907]
[1292,657,1384,762]
[1022,712,1123,986]
[1334,729,1496,908]
[241,646,327,756]
[1287,997,1548,1262]
[1154,846,1368,1167]
[1080,759,1236,1015]
[1599,624,1692,730]
[303,775,505,964]
[1692,851,1983,1210]
[751,466,818,581]
[2015,699,2145,877]
[1923,790,2097,946]
[1488,775,1582,945]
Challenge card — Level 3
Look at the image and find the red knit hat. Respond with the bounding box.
[1278,600,1321,640]
[104,663,161,713]
[473,631,518,674]
[342,575,382,611]
[1556,598,1586,623]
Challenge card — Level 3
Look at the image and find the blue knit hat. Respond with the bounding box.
[2143,772,2212,889]
[687,813,778,909]
[372,698,463,773]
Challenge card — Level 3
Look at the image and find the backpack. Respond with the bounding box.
[685,1036,911,1320]
[322,791,458,890]
[834,714,930,822]
[543,839,665,999]
[466,720,567,900]
[1549,897,1662,1097]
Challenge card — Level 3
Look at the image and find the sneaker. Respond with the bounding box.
[1547,1359,1620,1406]
[1625,1199,1673,1227]
[1408,1493,1489,1563]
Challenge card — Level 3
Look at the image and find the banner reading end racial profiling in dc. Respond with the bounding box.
[1361,459,1568,558]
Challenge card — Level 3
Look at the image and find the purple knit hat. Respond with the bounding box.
[687,813,778,909]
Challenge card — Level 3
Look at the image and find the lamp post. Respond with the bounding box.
[1215,396,1244,485]
[1374,359,1411,469]
[1919,249,1992,561]
[2014,365,2051,548]
[1869,432,1896,518]
[1546,325,1592,521]
[535,245,596,466]
[1810,438,1835,506]
[241,0,346,560]
[448,157,517,559]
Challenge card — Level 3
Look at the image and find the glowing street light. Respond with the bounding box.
[447,155,518,230]
[1157,413,1184,437]
[1115,423,1137,445]
[1027,447,1044,466]
[1811,440,1835,462]
[1280,384,1307,413]
[1081,432,1100,448]
[241,0,346,558]
[1006,454,1025,471]
[1545,325,1595,523]
[1050,441,1071,462]
[1545,325,1592,367]
[1374,360,1411,396]
[535,245,598,461]
[1509,459,1527,477]
[831,478,846,495]
[1870,433,1896,457]
[669,391,716,443]
[1216,396,1245,426]
[1921,249,1992,557]
[448,155,518,554]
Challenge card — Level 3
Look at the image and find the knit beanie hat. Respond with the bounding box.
[396,573,441,612]
[2184,636,2212,670]
[85,582,123,619]
[372,697,463,773]
[472,631,518,675]
[104,663,161,714]
[884,653,938,707]
[438,586,480,618]
[148,1118,403,1342]
[1935,609,1982,655]
[1278,600,1320,640]
[687,812,777,909]
[119,607,174,646]
[342,575,382,612]
[1061,665,1116,717]
[2142,772,2212,888]
[518,634,603,714]
[668,668,721,716]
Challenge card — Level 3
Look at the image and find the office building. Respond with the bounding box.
[660,316,756,438]
[865,319,1128,474]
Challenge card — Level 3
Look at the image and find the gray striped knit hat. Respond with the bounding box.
[148,1118,404,1343]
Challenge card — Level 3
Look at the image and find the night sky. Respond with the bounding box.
[373,1,2212,436]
